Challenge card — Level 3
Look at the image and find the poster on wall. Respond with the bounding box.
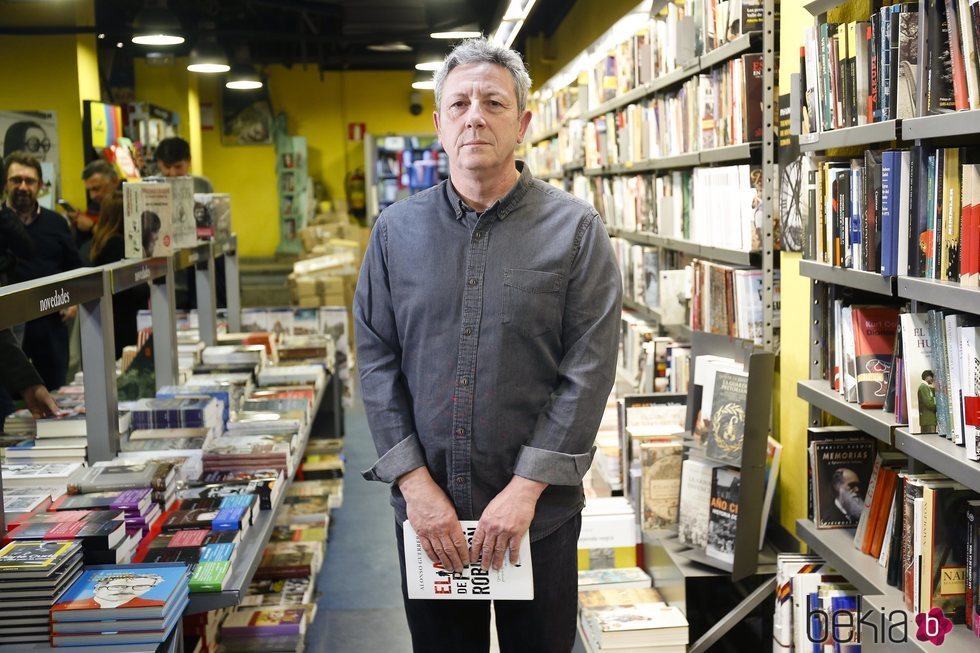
[0,110,59,208]
[221,86,274,145]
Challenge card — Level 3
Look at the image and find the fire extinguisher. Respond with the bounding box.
[346,168,366,222]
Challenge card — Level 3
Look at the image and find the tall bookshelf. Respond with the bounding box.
[794,1,980,650]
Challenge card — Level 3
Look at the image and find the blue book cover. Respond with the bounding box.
[880,150,895,276]
[219,494,256,509]
[201,543,235,562]
[212,506,247,531]
[808,591,823,653]
[830,594,861,653]
[52,564,189,620]
[850,165,863,269]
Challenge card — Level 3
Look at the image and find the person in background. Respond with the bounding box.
[155,136,225,310]
[3,151,82,390]
[354,38,621,652]
[154,136,214,193]
[0,328,62,422]
[88,191,148,359]
[68,160,119,250]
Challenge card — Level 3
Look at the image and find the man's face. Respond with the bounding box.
[93,577,158,603]
[85,173,118,205]
[23,125,49,162]
[157,159,190,177]
[925,374,935,385]
[6,162,41,212]
[433,62,532,177]
[838,469,861,499]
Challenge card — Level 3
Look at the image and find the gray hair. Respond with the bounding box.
[82,159,118,181]
[434,37,533,114]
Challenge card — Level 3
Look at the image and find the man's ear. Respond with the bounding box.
[516,110,532,144]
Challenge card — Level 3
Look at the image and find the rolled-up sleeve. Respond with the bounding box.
[513,213,622,485]
[353,215,425,483]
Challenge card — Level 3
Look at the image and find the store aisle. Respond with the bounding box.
[308,402,413,652]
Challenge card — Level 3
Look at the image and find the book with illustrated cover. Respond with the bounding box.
[677,457,720,549]
[51,564,189,620]
[123,181,174,259]
[67,463,167,494]
[192,193,232,241]
[899,313,937,434]
[221,607,306,641]
[256,541,323,581]
[403,520,533,600]
[922,483,973,621]
[576,566,651,592]
[810,438,876,529]
[160,509,220,533]
[639,441,682,531]
[0,540,80,575]
[1,462,84,488]
[242,577,313,607]
[144,175,196,248]
[582,602,688,650]
[577,586,664,610]
[706,369,749,467]
[705,467,740,564]
[850,305,900,408]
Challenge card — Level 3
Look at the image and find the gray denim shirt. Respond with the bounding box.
[354,161,622,541]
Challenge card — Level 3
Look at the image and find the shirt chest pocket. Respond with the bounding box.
[502,268,562,338]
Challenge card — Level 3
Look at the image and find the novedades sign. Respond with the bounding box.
[38,288,70,312]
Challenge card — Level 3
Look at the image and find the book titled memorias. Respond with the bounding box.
[403,520,533,600]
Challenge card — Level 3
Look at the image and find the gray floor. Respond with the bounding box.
[308,402,413,652]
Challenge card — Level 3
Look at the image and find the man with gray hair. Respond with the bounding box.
[68,159,119,246]
[355,37,621,651]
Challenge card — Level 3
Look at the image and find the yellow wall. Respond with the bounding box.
[196,68,434,257]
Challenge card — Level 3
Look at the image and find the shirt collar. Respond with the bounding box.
[445,160,533,221]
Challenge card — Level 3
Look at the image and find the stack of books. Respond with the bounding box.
[580,601,689,653]
[129,397,224,433]
[256,363,326,389]
[202,344,268,367]
[1,461,84,498]
[68,461,179,514]
[4,509,132,565]
[1,487,55,522]
[181,469,283,510]
[50,563,190,649]
[219,606,310,652]
[4,408,88,464]
[202,433,295,474]
[0,540,84,644]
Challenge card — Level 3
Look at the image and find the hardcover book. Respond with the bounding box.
[0,540,80,575]
[810,438,877,529]
[51,564,188,620]
[582,602,688,650]
[706,369,749,466]
[639,441,683,531]
[850,305,901,408]
[900,313,937,434]
[677,457,719,549]
[576,567,651,592]
[144,175,196,249]
[403,520,533,600]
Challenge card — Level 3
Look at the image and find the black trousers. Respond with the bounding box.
[395,513,582,653]
[22,314,69,390]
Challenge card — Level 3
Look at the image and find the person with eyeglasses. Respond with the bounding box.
[52,573,166,610]
[3,121,52,161]
[3,151,82,390]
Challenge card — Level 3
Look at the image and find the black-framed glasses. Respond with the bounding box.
[24,137,51,153]
[7,176,39,187]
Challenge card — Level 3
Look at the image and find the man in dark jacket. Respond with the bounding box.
[3,151,83,389]
[0,328,61,419]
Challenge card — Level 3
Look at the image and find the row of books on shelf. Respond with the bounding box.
[820,296,980,455]
[530,0,761,138]
[806,425,980,639]
[619,315,691,395]
[689,259,778,345]
[801,0,980,136]
[582,164,764,254]
[804,146,980,285]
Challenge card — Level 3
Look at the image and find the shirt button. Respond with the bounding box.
[455,428,465,437]
[474,231,482,239]
[468,278,478,287]
[459,377,468,386]
[455,476,465,486]
[464,327,472,336]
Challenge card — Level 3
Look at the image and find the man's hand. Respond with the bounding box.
[23,384,61,418]
[399,467,469,572]
[470,476,547,571]
[60,305,77,322]
[74,213,95,233]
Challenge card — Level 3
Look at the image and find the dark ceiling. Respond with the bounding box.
[91,0,574,71]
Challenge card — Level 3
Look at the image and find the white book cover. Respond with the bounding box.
[840,306,858,402]
[145,176,196,249]
[960,326,980,460]
[677,457,716,549]
[877,489,899,568]
[403,520,533,600]
[123,182,174,258]
[773,555,826,652]
[899,313,935,435]
[945,315,973,446]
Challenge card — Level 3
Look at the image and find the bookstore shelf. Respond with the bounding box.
[895,276,980,315]
[106,257,169,293]
[583,166,604,176]
[797,520,977,653]
[174,242,214,271]
[185,380,327,614]
[893,428,980,494]
[622,296,662,323]
[803,0,846,15]
[901,109,980,140]
[796,380,899,444]
[608,226,759,266]
[698,31,761,69]
[528,125,560,145]
[535,170,564,180]
[562,161,584,173]
[798,120,899,152]
[698,142,759,165]
[579,32,760,123]
[798,260,894,295]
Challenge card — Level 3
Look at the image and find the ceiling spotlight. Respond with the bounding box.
[132,4,185,46]
[187,37,230,73]
[226,62,263,90]
[415,60,442,71]
[367,41,413,52]
[116,42,124,48]
[412,75,435,90]
[430,30,481,39]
